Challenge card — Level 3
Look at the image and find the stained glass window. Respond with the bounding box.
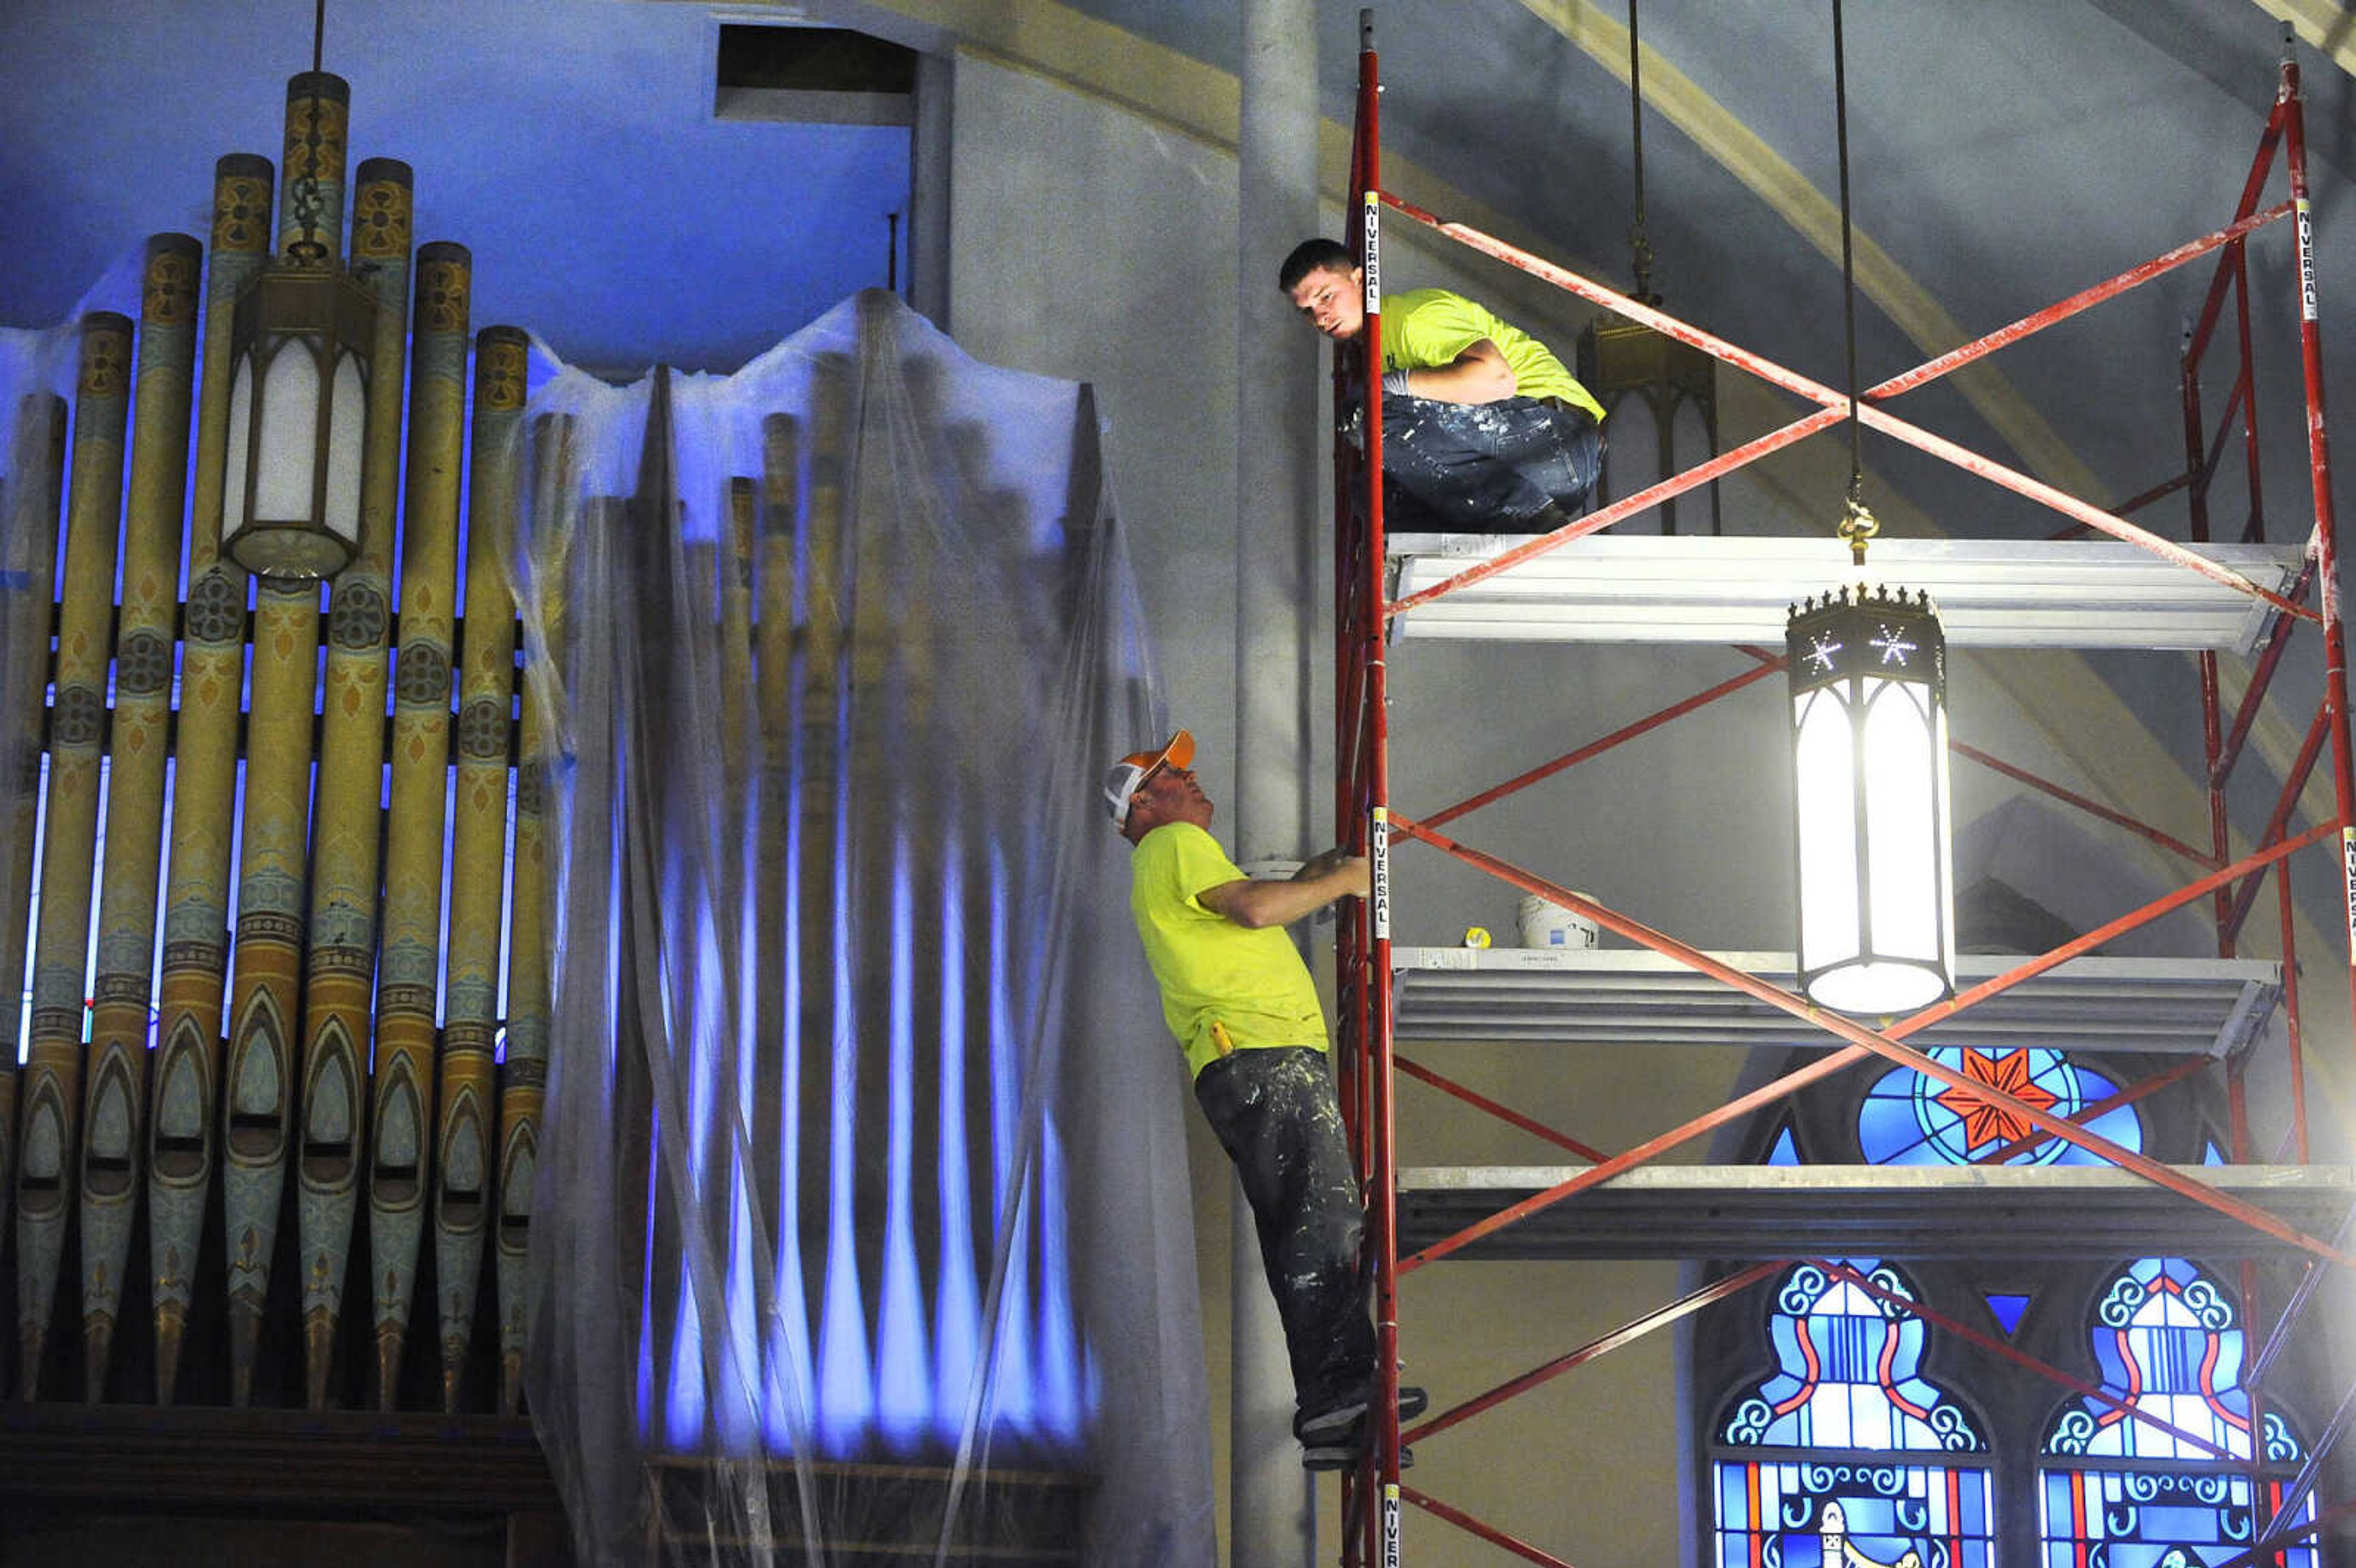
[2040,1257,2314,1568]
[1857,1047,2139,1166]
[1715,1261,1991,1568]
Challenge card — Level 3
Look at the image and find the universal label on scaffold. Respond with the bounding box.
[1361,190,1382,315]
[2298,199,2317,324]
[2342,825,2355,959]
[1383,1483,1401,1568]
[1371,805,1392,941]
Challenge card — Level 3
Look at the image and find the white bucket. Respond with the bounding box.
[1516,892,1599,950]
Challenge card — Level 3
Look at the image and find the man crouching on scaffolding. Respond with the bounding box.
[1281,236,1607,534]
[1106,728,1425,1469]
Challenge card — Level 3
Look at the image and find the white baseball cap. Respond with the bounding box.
[1103,728,1195,829]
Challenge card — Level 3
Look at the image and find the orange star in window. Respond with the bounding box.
[1934,1048,2059,1152]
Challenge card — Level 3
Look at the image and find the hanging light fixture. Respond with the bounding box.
[220,3,375,580]
[1576,0,1720,535]
[1785,0,1955,1014]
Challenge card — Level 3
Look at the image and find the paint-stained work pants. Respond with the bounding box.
[1380,390,1603,530]
[1193,1045,1376,1424]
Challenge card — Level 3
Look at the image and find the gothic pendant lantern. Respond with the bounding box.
[220,60,375,580]
[1787,580,1956,1013]
[1785,0,1954,1014]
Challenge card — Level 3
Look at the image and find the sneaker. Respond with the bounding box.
[1295,1384,1429,1446]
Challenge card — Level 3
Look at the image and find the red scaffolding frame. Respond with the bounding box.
[1331,16,2352,1566]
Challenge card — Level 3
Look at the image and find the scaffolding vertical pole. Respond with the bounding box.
[1350,13,1405,1564]
[1334,98,1376,1567]
[2279,57,2356,1042]
[2182,328,2235,955]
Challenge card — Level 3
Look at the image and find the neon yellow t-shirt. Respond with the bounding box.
[1128,821,1330,1080]
[1382,288,1607,425]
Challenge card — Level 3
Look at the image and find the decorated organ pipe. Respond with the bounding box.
[148,152,271,1405]
[0,393,67,1262]
[14,312,134,1398]
[77,234,201,1399]
[369,240,471,1409]
[217,69,363,1405]
[496,412,573,1415]
[434,324,529,1411]
[294,155,412,1411]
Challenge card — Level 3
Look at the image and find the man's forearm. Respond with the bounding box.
[1204,861,1366,929]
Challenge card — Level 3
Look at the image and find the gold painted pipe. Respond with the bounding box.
[77,234,201,1399]
[0,393,67,1261]
[434,323,528,1411]
[495,411,573,1415]
[369,240,471,1409]
[148,153,270,1404]
[294,156,412,1411]
[15,312,133,1398]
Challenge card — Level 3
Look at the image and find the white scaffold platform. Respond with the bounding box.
[1390,947,2281,1058]
[1393,1163,2356,1261]
[1387,534,2306,651]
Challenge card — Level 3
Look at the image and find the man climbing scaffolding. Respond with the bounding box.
[1106,728,1423,1468]
[1280,236,1606,534]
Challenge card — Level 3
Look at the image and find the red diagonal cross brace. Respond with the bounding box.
[1387,812,2355,1274]
[1380,194,2314,628]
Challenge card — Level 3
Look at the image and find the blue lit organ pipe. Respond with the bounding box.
[754,412,814,1452]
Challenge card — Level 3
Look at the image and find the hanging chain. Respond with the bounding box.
[1831,0,1877,565]
[1626,0,1658,306]
[287,0,330,264]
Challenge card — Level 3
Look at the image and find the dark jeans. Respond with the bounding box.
[1382,391,1603,531]
[1193,1046,1374,1421]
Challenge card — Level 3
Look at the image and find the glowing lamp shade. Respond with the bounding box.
[1787,584,1955,1014]
[220,263,375,579]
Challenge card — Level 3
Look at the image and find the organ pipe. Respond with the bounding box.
[0,393,67,1266]
[435,324,528,1409]
[15,311,133,1397]
[294,156,412,1410]
[148,153,271,1404]
[77,234,201,1396]
[369,240,471,1407]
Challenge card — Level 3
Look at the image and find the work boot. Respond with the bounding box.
[1294,1383,1428,1446]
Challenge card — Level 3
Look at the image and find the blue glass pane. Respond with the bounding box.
[1714,1458,1993,1568]
[1857,1048,2138,1166]
[1768,1124,1803,1166]
[1984,1293,2030,1336]
[2040,1467,2317,1568]
[1721,1262,1984,1452]
[2043,1258,2301,1464]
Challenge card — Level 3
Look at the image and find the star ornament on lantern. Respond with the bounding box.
[1870,622,1916,667]
[1804,632,1843,673]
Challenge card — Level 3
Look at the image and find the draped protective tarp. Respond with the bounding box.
[514,290,1215,1567]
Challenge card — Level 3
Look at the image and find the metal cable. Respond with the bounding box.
[1831,0,1876,561]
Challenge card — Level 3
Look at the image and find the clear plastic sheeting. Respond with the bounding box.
[514,291,1214,1567]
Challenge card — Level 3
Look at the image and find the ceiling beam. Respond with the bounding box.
[2250,0,2356,82]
